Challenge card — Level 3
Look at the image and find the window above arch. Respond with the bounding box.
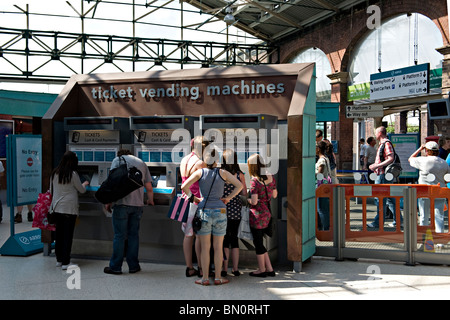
[289,47,332,102]
[348,13,443,88]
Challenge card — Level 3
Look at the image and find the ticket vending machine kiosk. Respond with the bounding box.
[63,116,133,256]
[199,114,280,262]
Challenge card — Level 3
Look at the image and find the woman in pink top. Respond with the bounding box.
[180,136,207,277]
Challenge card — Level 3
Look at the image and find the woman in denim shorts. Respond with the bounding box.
[181,149,243,286]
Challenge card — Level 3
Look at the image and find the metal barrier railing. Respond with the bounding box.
[315,184,450,265]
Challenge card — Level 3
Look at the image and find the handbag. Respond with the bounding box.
[237,206,253,241]
[32,189,55,231]
[167,195,191,223]
[95,156,143,204]
[193,168,218,234]
[181,202,199,237]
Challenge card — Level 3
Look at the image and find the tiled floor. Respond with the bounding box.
[3,199,450,300]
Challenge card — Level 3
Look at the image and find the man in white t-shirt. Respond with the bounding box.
[409,141,450,232]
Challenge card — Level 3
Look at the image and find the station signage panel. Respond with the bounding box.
[346,104,383,119]
[369,63,429,100]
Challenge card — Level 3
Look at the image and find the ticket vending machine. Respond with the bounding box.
[199,114,278,186]
[63,116,133,256]
[129,115,197,204]
[64,116,133,187]
[129,115,198,262]
[199,114,281,262]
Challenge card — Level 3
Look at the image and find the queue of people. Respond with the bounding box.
[179,136,277,285]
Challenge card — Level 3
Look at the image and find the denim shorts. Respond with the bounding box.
[196,208,227,236]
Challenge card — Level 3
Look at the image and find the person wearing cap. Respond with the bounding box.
[409,141,450,233]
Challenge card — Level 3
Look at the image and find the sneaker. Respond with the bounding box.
[388,222,403,228]
[62,263,78,270]
[367,222,378,228]
[56,262,62,267]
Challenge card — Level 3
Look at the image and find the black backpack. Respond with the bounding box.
[379,141,402,180]
[95,156,143,204]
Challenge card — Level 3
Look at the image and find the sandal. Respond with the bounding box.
[214,278,229,285]
[185,267,198,277]
[195,278,210,286]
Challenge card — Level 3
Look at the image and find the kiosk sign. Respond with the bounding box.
[0,135,43,256]
[370,63,429,100]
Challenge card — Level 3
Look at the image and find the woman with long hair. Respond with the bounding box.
[51,151,89,270]
[221,149,247,277]
[247,153,277,277]
[181,147,243,286]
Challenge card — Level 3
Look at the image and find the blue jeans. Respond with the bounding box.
[371,174,403,227]
[109,205,143,272]
[317,197,330,231]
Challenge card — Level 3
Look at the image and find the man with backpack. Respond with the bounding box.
[367,126,403,228]
[103,149,154,275]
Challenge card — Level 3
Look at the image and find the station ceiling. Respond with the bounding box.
[184,0,368,42]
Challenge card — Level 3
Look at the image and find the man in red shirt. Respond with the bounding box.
[367,126,403,228]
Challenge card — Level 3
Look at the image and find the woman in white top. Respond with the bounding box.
[316,140,331,230]
[51,151,89,269]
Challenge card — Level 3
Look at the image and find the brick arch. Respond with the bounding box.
[341,10,449,73]
[279,0,448,74]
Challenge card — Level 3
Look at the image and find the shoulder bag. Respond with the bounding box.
[168,153,202,223]
[95,156,143,204]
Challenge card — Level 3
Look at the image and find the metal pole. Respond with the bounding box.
[333,186,345,261]
[403,187,417,266]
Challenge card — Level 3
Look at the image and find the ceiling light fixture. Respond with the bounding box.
[223,6,235,25]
